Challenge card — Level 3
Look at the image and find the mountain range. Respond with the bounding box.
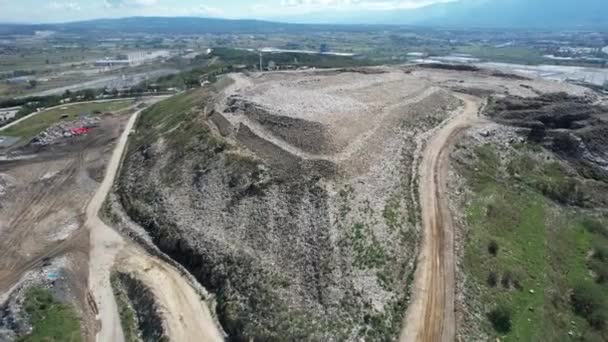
[0,0,606,34]
[281,0,608,29]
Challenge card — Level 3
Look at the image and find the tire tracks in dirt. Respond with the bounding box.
[401,94,483,342]
[0,147,86,293]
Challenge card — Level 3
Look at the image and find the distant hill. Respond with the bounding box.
[282,0,608,29]
[1,0,606,36]
[0,17,390,36]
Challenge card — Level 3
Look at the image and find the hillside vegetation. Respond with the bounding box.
[455,93,608,341]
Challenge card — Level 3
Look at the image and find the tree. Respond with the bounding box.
[28,79,38,88]
[488,305,512,333]
[83,89,96,101]
[488,240,499,256]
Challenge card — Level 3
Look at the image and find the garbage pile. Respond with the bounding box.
[32,116,101,146]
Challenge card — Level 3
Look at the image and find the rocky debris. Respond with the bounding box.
[449,86,495,97]
[0,257,71,341]
[483,92,608,181]
[484,92,603,129]
[488,71,531,81]
[32,117,101,146]
[0,174,10,197]
[418,63,481,72]
[226,96,335,155]
[111,272,168,342]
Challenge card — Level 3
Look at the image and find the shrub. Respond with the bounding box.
[501,271,514,289]
[589,238,608,284]
[488,240,499,256]
[571,282,608,330]
[589,259,608,284]
[593,242,608,262]
[583,219,608,238]
[536,177,587,206]
[488,305,512,333]
[487,271,498,287]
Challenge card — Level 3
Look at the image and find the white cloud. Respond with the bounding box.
[48,1,81,11]
[191,5,225,17]
[104,0,160,8]
[133,0,160,5]
[255,0,456,14]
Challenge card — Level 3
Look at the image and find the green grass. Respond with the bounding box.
[351,222,387,269]
[383,195,402,232]
[1,100,132,141]
[134,90,200,137]
[0,83,10,97]
[466,182,549,340]
[463,144,608,341]
[18,288,82,342]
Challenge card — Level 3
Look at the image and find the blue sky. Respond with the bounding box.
[0,0,457,23]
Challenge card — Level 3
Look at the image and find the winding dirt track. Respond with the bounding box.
[401,94,482,342]
[87,109,223,342]
[87,111,140,342]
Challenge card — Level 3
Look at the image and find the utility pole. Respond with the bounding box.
[259,52,263,72]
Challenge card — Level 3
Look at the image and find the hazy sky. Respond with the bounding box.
[0,0,458,23]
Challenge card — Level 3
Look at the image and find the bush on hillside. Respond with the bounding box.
[488,240,499,256]
[487,271,498,287]
[583,219,608,238]
[571,282,608,330]
[488,305,512,333]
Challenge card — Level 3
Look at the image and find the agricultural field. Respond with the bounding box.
[0,49,108,73]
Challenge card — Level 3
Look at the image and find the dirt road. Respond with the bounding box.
[87,108,223,342]
[116,249,224,342]
[87,111,139,342]
[401,94,482,342]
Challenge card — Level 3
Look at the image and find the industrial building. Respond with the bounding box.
[95,50,170,68]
